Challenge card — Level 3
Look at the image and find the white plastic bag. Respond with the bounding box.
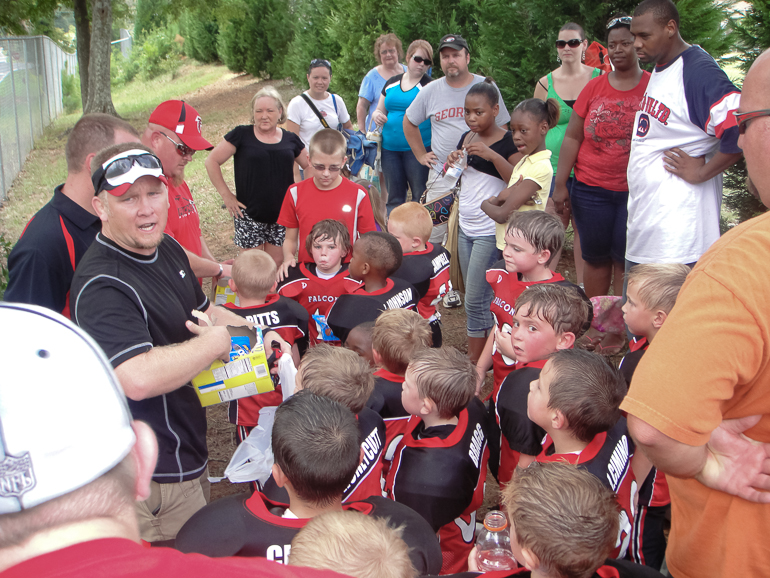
[277,354,298,401]
[224,406,276,484]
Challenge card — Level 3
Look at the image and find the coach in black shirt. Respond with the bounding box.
[71,142,234,544]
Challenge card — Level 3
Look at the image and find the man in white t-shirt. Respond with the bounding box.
[626,0,742,275]
[404,34,510,244]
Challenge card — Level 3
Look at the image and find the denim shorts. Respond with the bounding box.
[569,179,628,264]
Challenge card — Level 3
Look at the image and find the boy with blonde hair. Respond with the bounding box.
[388,202,452,346]
[491,284,591,485]
[279,219,352,344]
[290,511,417,578]
[278,129,376,277]
[386,347,492,574]
[528,349,635,561]
[468,462,660,578]
[478,210,591,390]
[620,263,689,571]
[224,249,309,438]
[368,309,432,464]
[327,232,419,343]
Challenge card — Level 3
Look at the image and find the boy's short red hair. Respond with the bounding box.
[388,202,433,244]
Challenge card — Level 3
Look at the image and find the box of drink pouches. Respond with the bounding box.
[192,324,274,407]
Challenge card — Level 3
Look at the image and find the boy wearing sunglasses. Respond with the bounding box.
[625,0,742,276]
[142,99,231,282]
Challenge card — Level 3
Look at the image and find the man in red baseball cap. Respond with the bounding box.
[142,100,232,281]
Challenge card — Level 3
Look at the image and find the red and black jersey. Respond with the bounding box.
[431,557,666,578]
[489,360,548,485]
[619,337,648,387]
[224,295,309,427]
[392,243,451,321]
[367,368,410,468]
[537,417,637,560]
[277,263,349,345]
[486,261,592,393]
[262,407,386,503]
[327,277,419,344]
[174,492,443,575]
[386,398,492,574]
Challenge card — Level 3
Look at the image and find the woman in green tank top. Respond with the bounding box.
[534,22,603,286]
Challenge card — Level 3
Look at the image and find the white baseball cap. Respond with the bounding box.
[0,303,136,514]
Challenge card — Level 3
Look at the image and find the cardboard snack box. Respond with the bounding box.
[210,277,239,306]
[192,325,274,407]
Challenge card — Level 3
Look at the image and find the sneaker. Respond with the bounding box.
[443,289,462,309]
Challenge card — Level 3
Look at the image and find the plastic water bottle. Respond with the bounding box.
[476,510,517,571]
[441,150,467,190]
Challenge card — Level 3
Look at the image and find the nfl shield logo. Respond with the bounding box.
[0,453,36,498]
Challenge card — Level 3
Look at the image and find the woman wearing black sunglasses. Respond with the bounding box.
[534,22,603,287]
[371,39,434,213]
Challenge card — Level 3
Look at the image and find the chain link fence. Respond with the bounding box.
[0,36,77,201]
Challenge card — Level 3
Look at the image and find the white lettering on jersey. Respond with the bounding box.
[385,288,414,310]
[431,252,450,273]
[606,435,630,491]
[454,511,477,544]
[245,310,280,326]
[468,423,485,468]
[492,296,513,313]
[344,427,383,495]
[266,544,291,563]
[307,295,337,303]
[615,479,636,560]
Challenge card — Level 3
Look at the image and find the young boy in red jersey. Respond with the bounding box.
[279,219,351,345]
[224,250,309,439]
[467,462,663,578]
[490,284,590,485]
[277,129,376,277]
[262,344,386,503]
[386,347,492,574]
[477,210,590,395]
[327,232,419,343]
[367,309,433,467]
[176,391,442,575]
[528,349,635,561]
[388,202,452,347]
[620,263,689,571]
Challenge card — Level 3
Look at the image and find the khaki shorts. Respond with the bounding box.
[135,467,210,543]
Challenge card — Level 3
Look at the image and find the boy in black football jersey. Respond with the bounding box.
[344,321,376,367]
[327,232,419,343]
[386,348,492,574]
[465,462,663,578]
[263,344,386,503]
[620,263,689,570]
[388,202,452,347]
[176,391,442,574]
[528,350,636,561]
[224,250,309,439]
[368,309,433,468]
[279,219,352,345]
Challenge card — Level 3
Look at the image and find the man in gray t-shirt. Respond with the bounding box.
[404,34,510,242]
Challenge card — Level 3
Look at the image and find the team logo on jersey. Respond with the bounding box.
[636,113,650,137]
[179,270,186,278]
[0,452,36,498]
[342,205,352,212]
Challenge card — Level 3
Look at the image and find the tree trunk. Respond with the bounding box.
[73,0,90,111]
[84,0,118,116]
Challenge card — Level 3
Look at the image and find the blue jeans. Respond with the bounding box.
[457,226,501,338]
[382,148,430,215]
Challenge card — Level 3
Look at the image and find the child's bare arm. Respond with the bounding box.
[278,228,299,282]
[481,176,542,224]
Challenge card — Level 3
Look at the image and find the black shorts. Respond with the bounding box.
[233,214,286,249]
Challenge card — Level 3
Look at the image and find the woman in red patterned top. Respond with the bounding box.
[552,15,650,298]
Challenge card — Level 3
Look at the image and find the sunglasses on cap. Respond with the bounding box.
[159,131,195,158]
[555,39,582,49]
[734,109,770,135]
[607,16,633,29]
[92,150,166,196]
[412,55,432,65]
[309,59,332,73]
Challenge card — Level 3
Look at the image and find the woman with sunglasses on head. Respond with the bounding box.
[206,86,309,266]
[534,22,603,286]
[552,15,649,306]
[371,39,433,214]
[286,59,354,180]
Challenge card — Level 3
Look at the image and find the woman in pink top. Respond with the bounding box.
[552,15,650,298]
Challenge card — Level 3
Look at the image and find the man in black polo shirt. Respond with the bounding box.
[4,114,139,316]
[71,142,235,544]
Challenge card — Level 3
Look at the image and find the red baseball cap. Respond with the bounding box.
[148,100,213,151]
